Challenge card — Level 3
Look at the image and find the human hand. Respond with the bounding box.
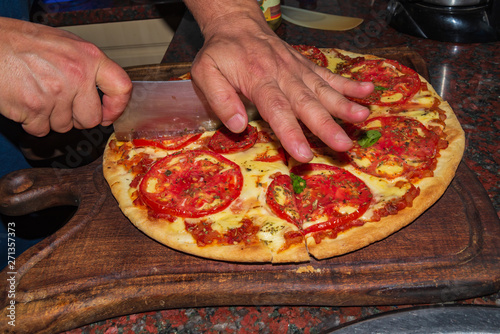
[186,1,373,163]
[0,17,132,137]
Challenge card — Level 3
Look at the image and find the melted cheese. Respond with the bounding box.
[375,158,404,176]
[256,216,293,251]
[352,156,372,168]
[325,55,345,73]
[380,92,403,103]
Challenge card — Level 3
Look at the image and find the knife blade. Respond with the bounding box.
[281,5,363,31]
[113,80,259,141]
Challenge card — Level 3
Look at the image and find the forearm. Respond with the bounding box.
[183,0,270,37]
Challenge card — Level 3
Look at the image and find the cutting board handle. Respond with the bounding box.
[0,168,80,216]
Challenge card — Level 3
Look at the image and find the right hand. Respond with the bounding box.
[0,17,132,137]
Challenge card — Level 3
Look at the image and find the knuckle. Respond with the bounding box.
[293,90,317,109]
[22,117,50,137]
[262,97,290,121]
[24,95,47,114]
[210,90,233,106]
[311,79,334,97]
[80,40,104,59]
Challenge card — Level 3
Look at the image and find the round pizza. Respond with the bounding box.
[103,47,465,263]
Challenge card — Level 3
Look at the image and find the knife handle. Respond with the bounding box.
[0,168,79,216]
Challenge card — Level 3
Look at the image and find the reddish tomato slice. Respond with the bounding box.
[266,164,372,234]
[337,59,421,106]
[139,150,243,218]
[291,163,372,235]
[208,124,258,154]
[132,133,202,150]
[292,45,328,67]
[266,174,302,227]
[344,116,442,180]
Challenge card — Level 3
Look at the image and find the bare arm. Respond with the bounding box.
[0,17,132,137]
[183,0,373,162]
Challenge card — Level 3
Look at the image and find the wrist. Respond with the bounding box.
[184,0,271,39]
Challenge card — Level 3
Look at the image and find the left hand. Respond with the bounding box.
[185,1,373,162]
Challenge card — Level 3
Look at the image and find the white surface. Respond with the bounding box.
[60,18,175,67]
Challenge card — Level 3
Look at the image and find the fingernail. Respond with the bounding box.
[298,142,314,161]
[335,131,353,144]
[226,114,246,133]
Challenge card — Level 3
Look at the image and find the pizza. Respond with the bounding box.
[103,47,465,263]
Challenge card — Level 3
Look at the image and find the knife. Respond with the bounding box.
[113,80,259,141]
[281,5,363,31]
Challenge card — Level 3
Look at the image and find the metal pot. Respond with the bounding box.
[421,0,488,6]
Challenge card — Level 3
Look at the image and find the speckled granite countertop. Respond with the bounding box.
[17,0,500,332]
[32,0,185,26]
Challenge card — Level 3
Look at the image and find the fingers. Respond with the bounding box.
[251,82,314,162]
[21,58,131,135]
[191,57,248,133]
[306,66,373,123]
[71,84,103,130]
[273,67,371,152]
[96,58,132,126]
[21,114,51,137]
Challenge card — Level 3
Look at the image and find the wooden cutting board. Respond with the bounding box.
[0,49,499,334]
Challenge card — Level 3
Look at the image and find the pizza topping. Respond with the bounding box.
[291,164,373,233]
[336,58,421,106]
[345,116,443,180]
[266,164,373,235]
[132,133,202,150]
[280,230,305,252]
[357,130,382,148]
[371,182,420,221]
[266,174,302,227]
[292,45,328,67]
[308,220,366,244]
[208,124,258,154]
[290,173,307,194]
[185,218,260,246]
[254,147,287,164]
[139,150,243,218]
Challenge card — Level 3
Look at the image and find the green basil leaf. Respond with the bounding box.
[358,130,382,148]
[374,86,389,91]
[290,173,307,194]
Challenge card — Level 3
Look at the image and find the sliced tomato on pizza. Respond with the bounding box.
[337,58,421,106]
[132,133,202,150]
[344,116,447,180]
[292,45,328,67]
[266,163,373,239]
[139,150,243,218]
[208,124,258,154]
[291,163,372,234]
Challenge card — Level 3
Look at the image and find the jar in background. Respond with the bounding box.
[258,0,282,30]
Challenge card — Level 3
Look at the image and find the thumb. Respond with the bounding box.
[96,58,132,125]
